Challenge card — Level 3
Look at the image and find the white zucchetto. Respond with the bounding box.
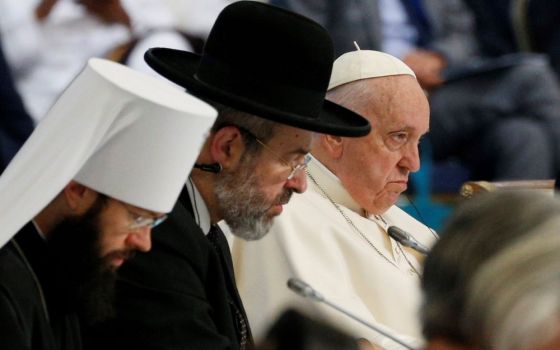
[329,49,416,90]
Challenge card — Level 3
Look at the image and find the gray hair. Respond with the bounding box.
[326,79,373,115]
[465,219,560,350]
[421,191,560,347]
[208,100,278,154]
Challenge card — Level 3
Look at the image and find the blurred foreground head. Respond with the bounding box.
[257,309,360,350]
[421,191,560,350]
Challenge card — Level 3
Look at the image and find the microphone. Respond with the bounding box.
[194,163,222,173]
[387,226,429,255]
[287,278,325,302]
[287,278,415,349]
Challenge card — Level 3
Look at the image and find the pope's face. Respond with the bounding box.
[336,76,430,214]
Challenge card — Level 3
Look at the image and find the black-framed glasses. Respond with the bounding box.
[237,126,312,180]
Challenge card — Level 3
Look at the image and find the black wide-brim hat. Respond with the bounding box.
[144,1,371,137]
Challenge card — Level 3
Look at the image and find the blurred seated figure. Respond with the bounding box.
[0,38,34,173]
[421,191,560,350]
[272,0,560,181]
[106,28,198,81]
[0,0,179,123]
[256,309,362,350]
[164,0,235,40]
[463,0,560,81]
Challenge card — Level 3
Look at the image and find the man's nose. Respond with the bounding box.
[400,143,421,173]
[126,227,152,252]
[286,169,308,193]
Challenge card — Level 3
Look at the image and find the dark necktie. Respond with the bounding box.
[207,225,250,350]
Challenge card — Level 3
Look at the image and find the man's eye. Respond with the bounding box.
[293,154,307,166]
[385,132,408,150]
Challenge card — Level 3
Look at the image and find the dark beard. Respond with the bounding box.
[214,157,293,241]
[47,196,118,325]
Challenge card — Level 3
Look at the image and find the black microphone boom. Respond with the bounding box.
[287,278,415,349]
[387,226,429,255]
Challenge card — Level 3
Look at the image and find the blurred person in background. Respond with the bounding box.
[256,309,373,350]
[0,38,34,173]
[422,191,560,350]
[463,0,560,82]
[0,0,185,123]
[163,0,236,40]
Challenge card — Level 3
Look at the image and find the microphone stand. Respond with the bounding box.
[287,278,416,349]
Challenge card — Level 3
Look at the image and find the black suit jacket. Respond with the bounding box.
[85,187,250,349]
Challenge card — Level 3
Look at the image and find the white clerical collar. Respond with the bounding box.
[307,155,363,215]
[185,178,212,235]
[31,220,46,240]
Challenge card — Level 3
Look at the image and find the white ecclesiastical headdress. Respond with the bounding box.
[0,58,217,247]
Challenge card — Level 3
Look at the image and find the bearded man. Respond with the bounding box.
[84,2,370,350]
[0,58,216,349]
[231,50,437,350]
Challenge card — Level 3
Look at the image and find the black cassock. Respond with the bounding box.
[85,187,253,350]
[0,223,82,350]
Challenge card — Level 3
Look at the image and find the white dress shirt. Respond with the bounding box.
[186,178,212,235]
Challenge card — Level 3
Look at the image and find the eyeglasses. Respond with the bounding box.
[236,126,311,180]
[128,214,168,230]
[253,138,312,180]
[115,200,168,230]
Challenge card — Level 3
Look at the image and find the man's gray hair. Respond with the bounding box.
[208,100,277,153]
[326,79,373,114]
[421,191,560,349]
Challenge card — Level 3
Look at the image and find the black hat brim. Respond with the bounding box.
[145,48,371,137]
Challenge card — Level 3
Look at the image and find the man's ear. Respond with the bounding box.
[63,181,98,215]
[208,126,246,170]
[319,134,344,159]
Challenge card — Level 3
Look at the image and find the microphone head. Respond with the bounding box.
[287,278,324,301]
[388,226,411,243]
[388,226,429,255]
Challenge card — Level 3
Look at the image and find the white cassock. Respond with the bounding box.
[231,156,437,350]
